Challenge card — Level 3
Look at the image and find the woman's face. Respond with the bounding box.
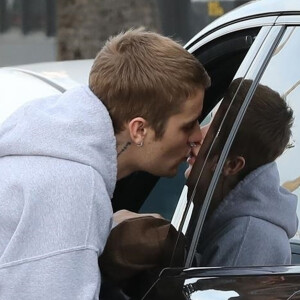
[185,123,211,178]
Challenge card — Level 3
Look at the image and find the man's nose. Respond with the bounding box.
[188,123,203,146]
[188,122,211,148]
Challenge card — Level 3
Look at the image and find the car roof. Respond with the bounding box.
[186,0,300,48]
[5,59,93,89]
[0,59,93,124]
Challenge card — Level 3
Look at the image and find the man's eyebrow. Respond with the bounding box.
[183,117,199,128]
[185,117,197,124]
[190,115,200,123]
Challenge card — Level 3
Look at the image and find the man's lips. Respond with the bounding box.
[187,155,196,166]
[186,147,199,165]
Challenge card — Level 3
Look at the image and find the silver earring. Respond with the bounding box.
[189,142,197,148]
[137,141,143,147]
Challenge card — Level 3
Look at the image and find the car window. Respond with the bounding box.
[257,26,300,243]
[181,25,300,269]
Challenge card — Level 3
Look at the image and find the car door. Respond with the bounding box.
[142,15,300,300]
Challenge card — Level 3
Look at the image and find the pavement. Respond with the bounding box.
[0,28,56,67]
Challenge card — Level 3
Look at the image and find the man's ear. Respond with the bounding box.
[128,117,148,145]
[223,156,245,176]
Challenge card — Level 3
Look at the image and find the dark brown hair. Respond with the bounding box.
[218,78,294,177]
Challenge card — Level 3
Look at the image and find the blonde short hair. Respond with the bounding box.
[89,29,210,138]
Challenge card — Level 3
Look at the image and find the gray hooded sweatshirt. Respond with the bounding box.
[198,162,298,267]
[0,86,117,299]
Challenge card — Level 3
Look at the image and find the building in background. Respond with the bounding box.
[0,0,55,36]
[1,0,249,41]
[0,0,249,65]
[158,0,250,44]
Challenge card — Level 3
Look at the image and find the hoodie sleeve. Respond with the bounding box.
[0,158,113,300]
[0,248,101,299]
[201,216,292,267]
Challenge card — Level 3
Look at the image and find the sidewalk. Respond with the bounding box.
[0,28,56,67]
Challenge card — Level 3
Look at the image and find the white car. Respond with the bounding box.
[0,59,93,124]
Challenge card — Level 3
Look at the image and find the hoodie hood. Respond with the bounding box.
[0,85,117,198]
[206,162,298,239]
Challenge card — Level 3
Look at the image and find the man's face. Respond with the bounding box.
[185,122,211,178]
[142,88,205,177]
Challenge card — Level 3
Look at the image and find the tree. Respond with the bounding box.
[57,0,160,60]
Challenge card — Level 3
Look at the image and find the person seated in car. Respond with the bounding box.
[187,78,298,267]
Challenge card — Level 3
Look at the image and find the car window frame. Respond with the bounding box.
[183,24,287,268]
[187,16,278,53]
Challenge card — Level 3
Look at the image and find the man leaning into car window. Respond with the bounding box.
[190,79,298,267]
[0,29,210,299]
